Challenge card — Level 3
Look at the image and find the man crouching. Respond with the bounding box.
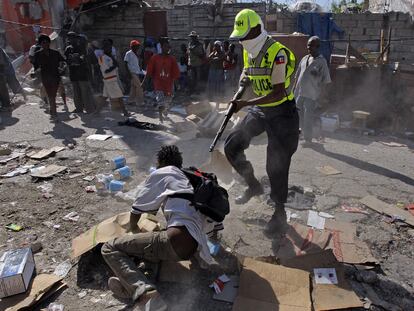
[101,145,214,306]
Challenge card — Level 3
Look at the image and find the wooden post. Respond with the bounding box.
[384,27,392,62]
[380,29,384,54]
[345,34,351,65]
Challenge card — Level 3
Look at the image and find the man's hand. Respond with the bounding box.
[230,99,249,113]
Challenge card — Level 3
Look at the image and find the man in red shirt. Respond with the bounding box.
[142,38,180,122]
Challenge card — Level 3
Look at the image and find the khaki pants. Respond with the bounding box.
[101,231,180,297]
[128,74,143,104]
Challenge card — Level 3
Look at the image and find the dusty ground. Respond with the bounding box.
[0,93,413,310]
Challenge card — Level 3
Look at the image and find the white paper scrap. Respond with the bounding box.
[307,210,326,230]
[314,268,338,284]
[86,134,112,141]
[318,211,335,219]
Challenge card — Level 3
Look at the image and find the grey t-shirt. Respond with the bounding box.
[294,54,331,101]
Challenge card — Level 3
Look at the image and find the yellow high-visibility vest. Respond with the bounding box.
[243,37,296,107]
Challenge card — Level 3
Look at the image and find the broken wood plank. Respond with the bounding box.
[360,196,414,227]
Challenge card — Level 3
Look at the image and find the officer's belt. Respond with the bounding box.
[244,67,272,76]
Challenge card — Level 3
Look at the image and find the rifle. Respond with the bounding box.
[209,79,249,152]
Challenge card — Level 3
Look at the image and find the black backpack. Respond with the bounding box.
[170,167,230,222]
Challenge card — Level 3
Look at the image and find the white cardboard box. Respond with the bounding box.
[0,247,35,298]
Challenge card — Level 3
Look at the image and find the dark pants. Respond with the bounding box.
[188,65,202,94]
[0,77,10,107]
[72,80,96,113]
[42,79,60,116]
[224,101,299,205]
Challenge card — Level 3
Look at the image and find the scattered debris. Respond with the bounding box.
[360,195,414,226]
[85,185,97,193]
[307,210,326,230]
[86,134,112,141]
[1,165,34,178]
[0,248,34,298]
[5,224,24,232]
[286,210,300,222]
[341,204,370,215]
[212,275,239,303]
[78,291,87,299]
[318,211,335,219]
[0,152,24,164]
[109,180,126,192]
[30,242,43,254]
[47,302,64,311]
[63,212,80,222]
[113,166,132,180]
[379,141,407,147]
[82,175,95,182]
[317,165,342,176]
[0,274,65,311]
[28,146,65,160]
[111,156,126,169]
[53,260,72,278]
[68,173,83,179]
[0,146,12,156]
[30,165,67,179]
[210,274,230,294]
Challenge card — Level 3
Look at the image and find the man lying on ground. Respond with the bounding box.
[101,145,216,306]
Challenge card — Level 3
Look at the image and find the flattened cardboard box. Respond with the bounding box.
[71,212,160,259]
[232,258,311,311]
[281,250,363,311]
[0,248,35,298]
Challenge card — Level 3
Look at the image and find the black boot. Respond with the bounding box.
[235,181,263,205]
[264,203,288,235]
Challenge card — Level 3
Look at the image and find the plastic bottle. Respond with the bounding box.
[113,166,132,180]
[111,156,126,170]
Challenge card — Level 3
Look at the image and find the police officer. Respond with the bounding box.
[224,9,299,229]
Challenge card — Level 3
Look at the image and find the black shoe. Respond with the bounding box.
[235,184,264,205]
[264,207,288,235]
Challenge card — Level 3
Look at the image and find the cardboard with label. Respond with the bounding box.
[232,258,311,311]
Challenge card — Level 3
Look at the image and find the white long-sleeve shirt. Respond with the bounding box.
[131,166,215,265]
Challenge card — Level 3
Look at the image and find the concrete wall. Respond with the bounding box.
[267,11,414,63]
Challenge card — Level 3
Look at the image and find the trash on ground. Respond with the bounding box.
[286,210,300,222]
[307,210,326,230]
[113,166,132,180]
[314,268,338,284]
[78,291,87,299]
[0,248,35,298]
[316,165,342,176]
[30,165,67,179]
[0,146,12,156]
[341,205,370,215]
[37,182,53,194]
[85,185,97,193]
[30,165,46,175]
[5,224,24,232]
[318,211,335,219]
[28,146,65,160]
[0,152,24,164]
[82,175,95,182]
[210,274,231,294]
[109,180,126,192]
[111,156,126,169]
[53,260,72,278]
[30,242,43,254]
[281,250,364,310]
[406,203,414,216]
[379,141,407,147]
[95,174,113,191]
[86,134,112,141]
[1,165,34,178]
[212,275,239,303]
[232,258,311,311]
[0,274,65,311]
[63,212,79,222]
[207,240,220,256]
[360,195,414,226]
[69,173,83,179]
[47,302,64,311]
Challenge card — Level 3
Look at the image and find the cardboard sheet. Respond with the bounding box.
[281,250,364,311]
[30,165,67,178]
[232,258,311,311]
[360,195,414,226]
[28,147,65,160]
[0,274,63,311]
[71,212,160,258]
[316,165,342,176]
[325,220,378,265]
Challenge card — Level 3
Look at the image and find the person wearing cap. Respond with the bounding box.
[207,40,225,103]
[65,31,96,114]
[124,40,144,106]
[34,34,66,121]
[187,31,205,94]
[224,9,299,231]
